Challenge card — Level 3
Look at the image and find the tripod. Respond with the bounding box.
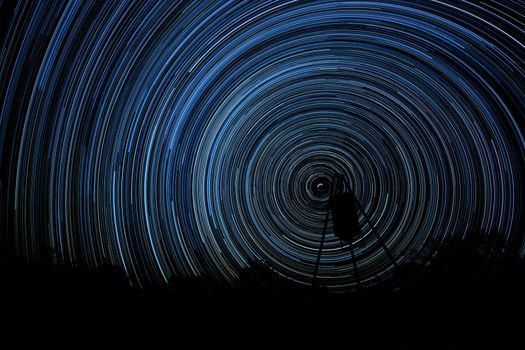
[311,173,400,290]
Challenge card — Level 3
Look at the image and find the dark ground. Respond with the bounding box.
[2,234,524,347]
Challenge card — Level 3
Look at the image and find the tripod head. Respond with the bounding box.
[329,173,361,242]
[331,172,348,196]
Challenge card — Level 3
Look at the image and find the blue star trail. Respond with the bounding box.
[1,0,524,291]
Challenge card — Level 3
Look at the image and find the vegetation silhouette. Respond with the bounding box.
[1,230,523,345]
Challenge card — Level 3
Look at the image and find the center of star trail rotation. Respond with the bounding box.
[1,1,524,291]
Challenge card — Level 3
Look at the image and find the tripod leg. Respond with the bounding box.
[354,199,401,271]
[312,208,330,286]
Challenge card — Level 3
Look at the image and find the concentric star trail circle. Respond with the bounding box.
[1,1,524,291]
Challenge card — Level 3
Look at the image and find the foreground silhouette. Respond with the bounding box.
[1,232,523,346]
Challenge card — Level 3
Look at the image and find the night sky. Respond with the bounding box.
[1,0,524,293]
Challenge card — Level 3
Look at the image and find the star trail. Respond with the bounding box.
[1,1,524,291]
